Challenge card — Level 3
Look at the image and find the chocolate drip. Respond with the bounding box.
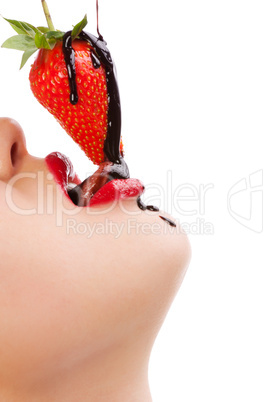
[159,215,177,227]
[147,205,160,211]
[91,52,101,69]
[107,157,129,180]
[62,30,123,166]
[96,0,103,40]
[62,32,79,105]
[79,31,122,165]
[137,196,159,212]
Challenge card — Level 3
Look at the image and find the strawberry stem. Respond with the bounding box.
[41,0,55,31]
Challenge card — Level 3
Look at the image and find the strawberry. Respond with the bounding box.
[29,40,111,165]
[1,8,124,166]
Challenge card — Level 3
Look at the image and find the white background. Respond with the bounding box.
[0,0,267,401]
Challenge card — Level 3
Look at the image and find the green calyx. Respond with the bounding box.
[1,14,88,69]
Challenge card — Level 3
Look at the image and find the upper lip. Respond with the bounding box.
[45,151,81,198]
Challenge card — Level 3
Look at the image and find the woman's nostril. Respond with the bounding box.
[10,142,18,167]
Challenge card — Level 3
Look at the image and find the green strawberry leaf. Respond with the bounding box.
[46,30,65,40]
[37,26,50,33]
[3,18,25,35]
[1,11,89,69]
[3,18,38,38]
[34,31,52,49]
[71,14,88,40]
[20,22,39,37]
[1,35,36,51]
[20,48,38,69]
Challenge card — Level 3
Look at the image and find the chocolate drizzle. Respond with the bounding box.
[159,215,177,227]
[79,31,122,167]
[62,30,123,167]
[96,0,103,40]
[62,33,79,105]
[138,197,177,227]
[137,196,159,212]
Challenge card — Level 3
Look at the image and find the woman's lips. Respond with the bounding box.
[45,152,144,207]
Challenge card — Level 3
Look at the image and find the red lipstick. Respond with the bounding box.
[45,152,80,194]
[89,178,144,207]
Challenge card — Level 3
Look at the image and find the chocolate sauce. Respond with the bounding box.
[80,31,123,167]
[159,215,177,227]
[90,51,101,69]
[137,196,159,212]
[96,0,103,40]
[62,33,79,105]
[62,30,123,167]
[68,161,112,207]
[68,158,129,205]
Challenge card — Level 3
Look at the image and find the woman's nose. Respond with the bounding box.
[0,117,28,181]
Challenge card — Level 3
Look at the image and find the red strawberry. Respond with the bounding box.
[2,12,124,166]
[30,40,109,165]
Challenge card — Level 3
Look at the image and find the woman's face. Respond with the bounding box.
[0,117,190,393]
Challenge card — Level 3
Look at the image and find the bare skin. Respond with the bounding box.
[0,118,191,401]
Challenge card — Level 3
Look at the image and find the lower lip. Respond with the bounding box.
[45,152,144,207]
[89,178,145,207]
